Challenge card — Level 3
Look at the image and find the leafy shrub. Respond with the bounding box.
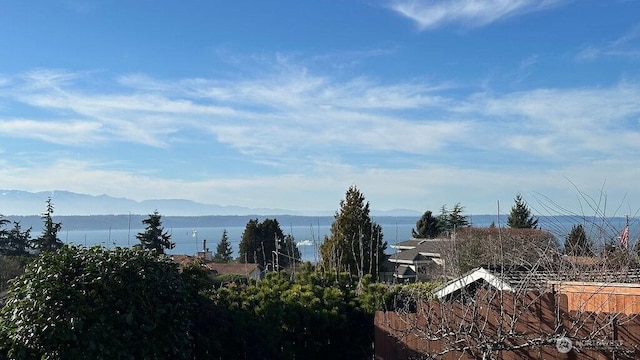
[387,281,439,312]
[213,270,376,360]
[212,273,250,287]
[0,245,192,360]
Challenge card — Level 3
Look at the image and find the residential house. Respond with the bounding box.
[386,238,449,283]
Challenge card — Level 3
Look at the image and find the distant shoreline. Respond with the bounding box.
[3,214,420,231]
[4,214,633,238]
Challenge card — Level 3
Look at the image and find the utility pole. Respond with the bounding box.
[274,235,280,271]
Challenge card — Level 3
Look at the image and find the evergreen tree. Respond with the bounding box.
[436,203,469,236]
[448,203,469,231]
[319,186,386,281]
[136,210,174,254]
[412,210,440,238]
[239,219,261,264]
[0,221,31,256]
[507,194,539,229]
[213,229,233,263]
[437,205,450,235]
[238,218,299,268]
[31,198,63,252]
[0,216,9,254]
[278,234,301,267]
[0,215,8,233]
[564,224,594,256]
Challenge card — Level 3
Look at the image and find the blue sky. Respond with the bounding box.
[1,0,639,216]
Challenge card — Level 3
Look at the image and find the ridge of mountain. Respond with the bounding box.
[0,190,421,217]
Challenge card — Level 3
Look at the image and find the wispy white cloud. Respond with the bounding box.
[2,67,461,155]
[309,47,399,71]
[461,83,640,159]
[2,63,640,194]
[576,25,640,61]
[387,0,571,30]
[0,119,103,145]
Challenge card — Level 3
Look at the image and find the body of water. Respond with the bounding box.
[61,222,417,262]
[53,214,640,262]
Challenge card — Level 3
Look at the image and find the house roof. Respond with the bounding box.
[414,240,448,257]
[562,255,604,266]
[391,238,449,250]
[395,265,416,278]
[389,248,433,263]
[390,238,451,260]
[172,254,262,277]
[433,267,514,299]
[205,262,262,277]
[172,254,194,264]
[391,238,426,249]
[433,265,640,300]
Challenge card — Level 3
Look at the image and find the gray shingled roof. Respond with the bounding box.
[392,239,427,249]
[395,265,416,278]
[392,237,449,249]
[390,238,450,258]
[389,248,431,263]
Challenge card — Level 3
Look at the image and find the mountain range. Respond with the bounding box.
[0,190,421,217]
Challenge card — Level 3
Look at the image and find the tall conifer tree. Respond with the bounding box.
[238,219,299,268]
[564,224,594,256]
[136,210,174,254]
[412,210,440,238]
[213,229,233,263]
[507,194,539,229]
[32,198,63,252]
[319,186,386,281]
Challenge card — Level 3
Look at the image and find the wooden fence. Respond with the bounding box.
[375,288,640,359]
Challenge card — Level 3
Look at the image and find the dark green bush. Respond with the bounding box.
[0,245,192,360]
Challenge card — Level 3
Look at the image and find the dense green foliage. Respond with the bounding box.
[238,218,300,268]
[564,224,594,256]
[0,217,8,251]
[507,194,539,229]
[30,198,63,252]
[213,229,233,263]
[0,256,29,292]
[135,210,174,254]
[1,222,31,257]
[0,216,31,257]
[0,245,403,360]
[0,210,37,293]
[212,268,383,360]
[1,198,64,257]
[412,210,440,238]
[385,281,439,312]
[0,245,192,360]
[320,186,386,280]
